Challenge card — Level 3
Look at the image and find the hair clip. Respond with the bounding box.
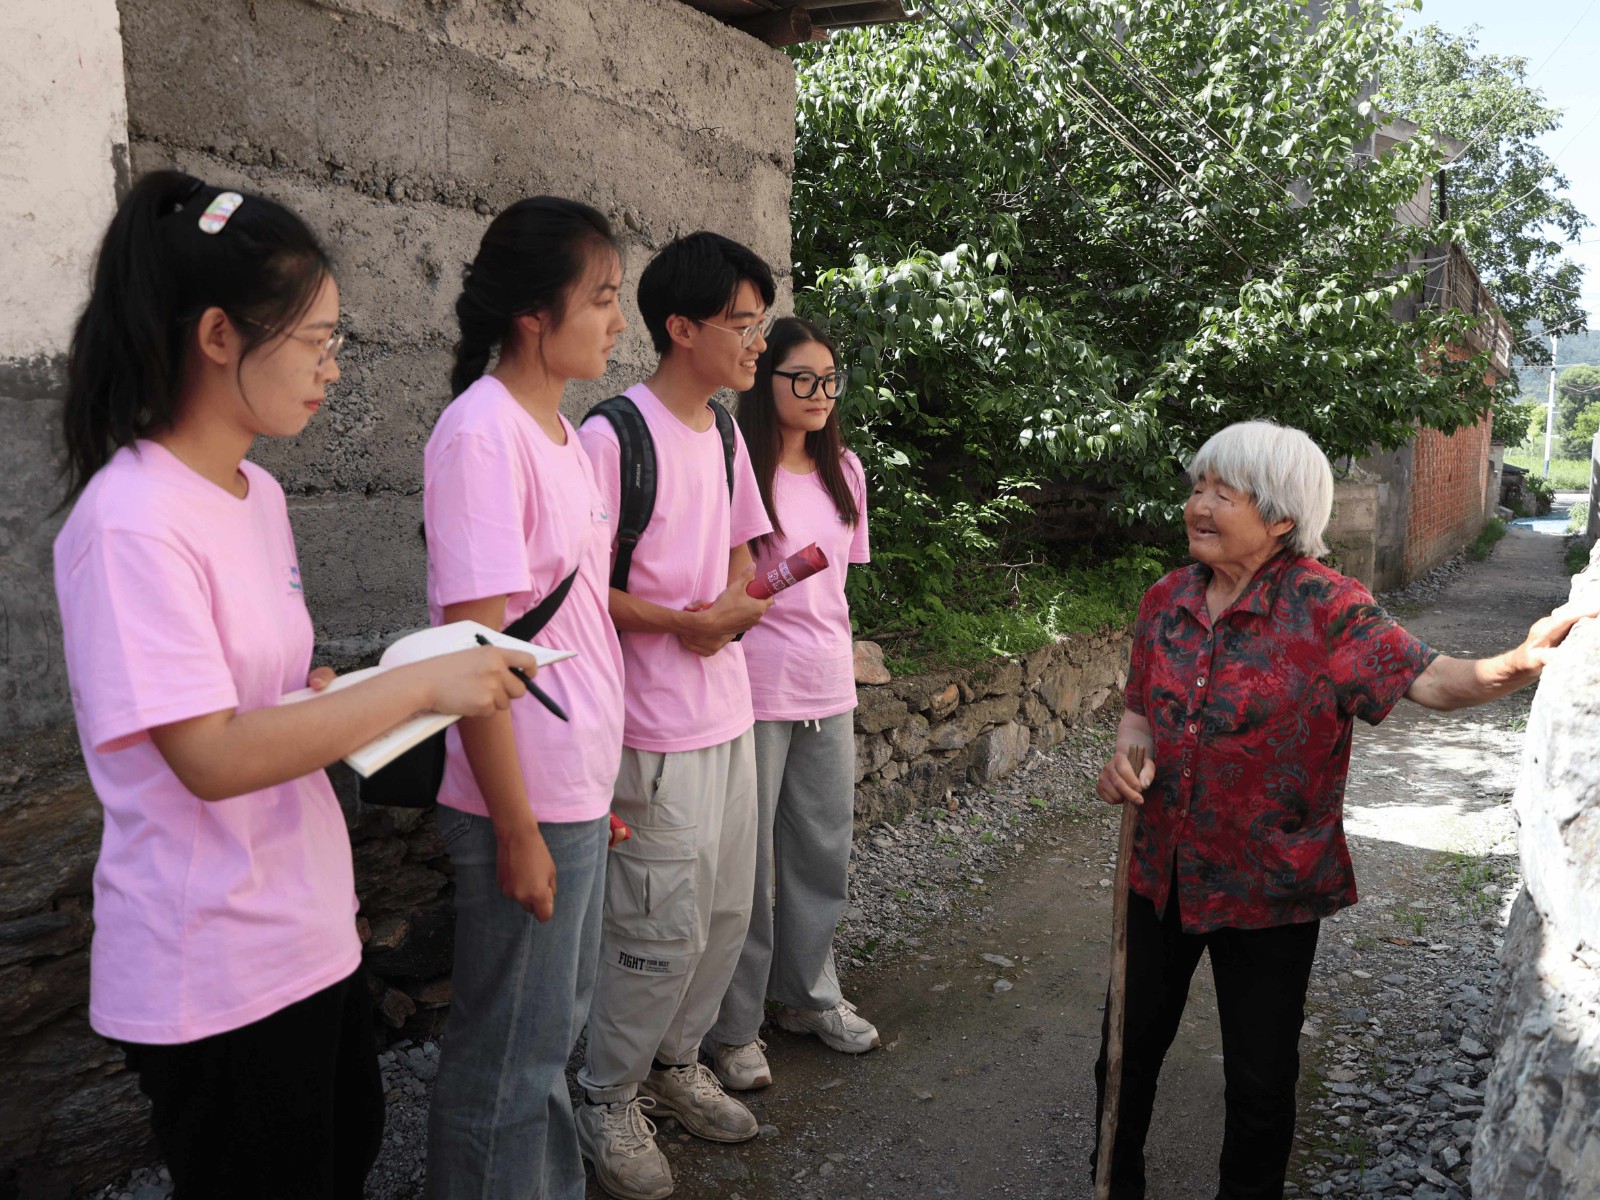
[198,192,244,235]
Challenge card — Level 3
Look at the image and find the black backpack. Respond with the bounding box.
[582,394,736,592]
[357,567,578,809]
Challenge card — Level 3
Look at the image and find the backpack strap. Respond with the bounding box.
[711,400,736,500]
[504,566,579,642]
[582,395,656,593]
[580,395,738,594]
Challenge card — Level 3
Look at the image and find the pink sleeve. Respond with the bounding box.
[60,531,240,753]
[846,452,870,564]
[729,422,774,548]
[425,432,534,608]
[577,419,623,555]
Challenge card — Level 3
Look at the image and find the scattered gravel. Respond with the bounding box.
[1287,855,1514,1200]
[1376,553,1472,613]
[832,714,1118,970]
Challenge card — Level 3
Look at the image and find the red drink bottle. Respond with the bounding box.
[747,543,829,599]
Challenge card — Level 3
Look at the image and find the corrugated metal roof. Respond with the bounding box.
[681,0,917,45]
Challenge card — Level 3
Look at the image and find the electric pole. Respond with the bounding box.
[1544,333,1560,478]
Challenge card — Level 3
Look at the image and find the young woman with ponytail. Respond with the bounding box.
[706,317,880,1091]
[52,172,539,1199]
[421,198,628,1200]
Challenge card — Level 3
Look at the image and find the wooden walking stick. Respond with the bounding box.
[1095,745,1145,1200]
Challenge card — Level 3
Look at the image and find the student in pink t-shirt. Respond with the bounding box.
[421,198,628,1200]
[573,232,776,1200]
[706,318,880,1092]
[51,173,537,1200]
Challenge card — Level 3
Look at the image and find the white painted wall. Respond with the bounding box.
[0,0,128,358]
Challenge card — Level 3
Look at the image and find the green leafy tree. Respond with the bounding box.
[1557,363,1600,457]
[1565,404,1600,462]
[792,0,1507,622]
[1380,24,1589,364]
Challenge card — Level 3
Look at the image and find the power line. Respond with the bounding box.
[1436,0,1598,169]
[961,0,1257,267]
[1046,1,1307,214]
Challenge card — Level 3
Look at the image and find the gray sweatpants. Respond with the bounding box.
[578,729,757,1103]
[708,713,855,1047]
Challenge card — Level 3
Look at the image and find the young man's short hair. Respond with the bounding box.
[637,232,777,355]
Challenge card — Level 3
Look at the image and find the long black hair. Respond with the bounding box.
[450,197,619,397]
[62,170,332,500]
[737,317,859,550]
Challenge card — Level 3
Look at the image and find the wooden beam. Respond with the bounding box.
[731,6,814,45]
[799,1,916,28]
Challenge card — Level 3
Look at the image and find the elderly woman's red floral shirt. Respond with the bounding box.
[1125,551,1437,933]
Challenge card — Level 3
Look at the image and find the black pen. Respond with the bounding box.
[475,633,569,722]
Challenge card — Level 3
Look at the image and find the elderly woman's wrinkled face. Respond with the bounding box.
[1186,474,1293,571]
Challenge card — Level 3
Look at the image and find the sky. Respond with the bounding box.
[1400,0,1600,339]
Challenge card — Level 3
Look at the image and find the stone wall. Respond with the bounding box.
[850,633,1129,826]
[1473,544,1600,1197]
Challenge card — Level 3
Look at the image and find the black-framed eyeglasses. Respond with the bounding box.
[698,311,777,349]
[235,316,345,368]
[772,369,844,400]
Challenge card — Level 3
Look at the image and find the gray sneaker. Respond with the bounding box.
[774,998,881,1054]
[576,1096,674,1200]
[641,1061,760,1143]
[710,1038,772,1090]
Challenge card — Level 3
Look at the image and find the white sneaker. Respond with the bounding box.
[775,998,881,1054]
[575,1096,674,1200]
[710,1038,772,1090]
[640,1061,760,1143]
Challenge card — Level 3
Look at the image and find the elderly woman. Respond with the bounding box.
[1091,421,1594,1200]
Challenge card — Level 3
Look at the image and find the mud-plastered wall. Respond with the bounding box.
[119,0,796,657]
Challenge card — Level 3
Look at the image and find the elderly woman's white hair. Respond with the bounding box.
[1187,421,1334,559]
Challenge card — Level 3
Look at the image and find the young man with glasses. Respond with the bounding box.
[575,232,777,1200]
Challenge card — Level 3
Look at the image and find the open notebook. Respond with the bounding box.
[280,620,576,777]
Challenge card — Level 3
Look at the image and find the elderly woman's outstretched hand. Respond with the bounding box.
[1407,598,1600,711]
[1514,601,1599,672]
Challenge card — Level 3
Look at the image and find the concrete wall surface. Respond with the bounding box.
[1357,443,1413,593]
[1474,545,1600,1197]
[1,1,797,1193]
[0,0,130,737]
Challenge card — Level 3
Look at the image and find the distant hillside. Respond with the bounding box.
[1510,329,1600,404]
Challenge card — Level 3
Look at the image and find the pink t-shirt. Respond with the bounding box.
[424,377,625,822]
[742,451,871,721]
[577,384,773,753]
[52,443,360,1045]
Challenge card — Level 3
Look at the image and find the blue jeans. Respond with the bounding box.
[424,809,608,1200]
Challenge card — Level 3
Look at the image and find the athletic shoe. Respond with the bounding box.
[775,998,881,1054]
[710,1038,772,1090]
[641,1061,760,1143]
[576,1096,674,1200]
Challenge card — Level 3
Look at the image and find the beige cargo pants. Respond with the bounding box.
[578,727,757,1102]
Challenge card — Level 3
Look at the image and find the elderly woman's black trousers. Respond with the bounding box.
[1091,886,1321,1200]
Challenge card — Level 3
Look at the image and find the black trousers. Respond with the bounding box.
[120,966,384,1200]
[1091,888,1320,1200]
